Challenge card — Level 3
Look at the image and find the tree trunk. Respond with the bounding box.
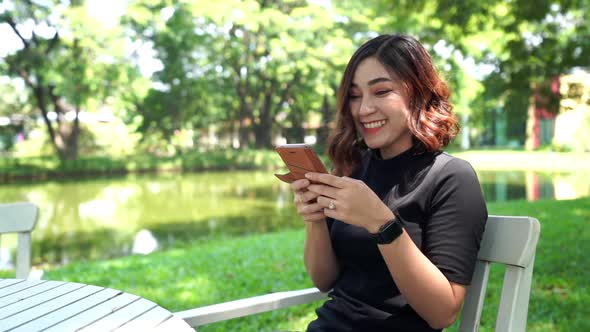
[253,118,273,149]
[286,106,305,143]
[238,122,251,149]
[253,83,276,149]
[316,92,334,150]
[30,83,79,160]
[64,109,81,159]
[290,125,305,143]
[49,86,79,160]
[234,74,254,149]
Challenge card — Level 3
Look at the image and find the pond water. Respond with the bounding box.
[1,169,588,267]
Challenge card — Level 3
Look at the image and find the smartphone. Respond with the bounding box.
[274,144,328,183]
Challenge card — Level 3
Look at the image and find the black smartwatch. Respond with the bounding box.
[370,218,403,245]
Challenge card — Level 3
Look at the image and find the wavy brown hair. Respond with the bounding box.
[327,34,459,176]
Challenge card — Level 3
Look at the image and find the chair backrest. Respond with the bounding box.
[0,202,39,279]
[459,215,541,332]
[176,215,541,331]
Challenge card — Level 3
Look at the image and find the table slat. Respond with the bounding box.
[10,288,122,332]
[0,279,194,332]
[0,279,24,290]
[0,282,84,319]
[114,305,172,331]
[78,297,158,332]
[42,293,140,332]
[0,285,102,330]
[0,280,47,298]
[0,281,63,309]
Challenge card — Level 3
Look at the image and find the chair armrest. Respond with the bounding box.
[175,287,327,327]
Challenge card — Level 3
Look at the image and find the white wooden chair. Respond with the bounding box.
[0,202,39,279]
[175,215,541,332]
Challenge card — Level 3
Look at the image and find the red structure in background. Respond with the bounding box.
[528,76,561,149]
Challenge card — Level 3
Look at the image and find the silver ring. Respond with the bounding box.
[328,200,336,210]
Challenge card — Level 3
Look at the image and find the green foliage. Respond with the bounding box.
[0,149,286,182]
[126,0,358,148]
[0,77,32,117]
[31,197,589,331]
[2,0,590,157]
[0,0,143,160]
[11,117,142,158]
[374,0,590,145]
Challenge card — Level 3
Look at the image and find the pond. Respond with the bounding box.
[1,169,589,268]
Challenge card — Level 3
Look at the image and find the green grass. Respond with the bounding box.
[44,231,320,332]
[1,197,580,331]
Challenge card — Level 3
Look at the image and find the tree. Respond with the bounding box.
[0,0,134,160]
[374,0,590,145]
[126,0,359,149]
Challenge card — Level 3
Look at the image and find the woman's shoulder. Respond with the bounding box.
[435,151,473,171]
[432,151,477,176]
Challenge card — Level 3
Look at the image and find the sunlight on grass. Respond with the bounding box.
[37,197,590,331]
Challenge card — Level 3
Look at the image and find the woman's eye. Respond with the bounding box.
[349,95,361,100]
[376,90,392,96]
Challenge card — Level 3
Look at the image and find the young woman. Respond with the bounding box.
[292,34,488,331]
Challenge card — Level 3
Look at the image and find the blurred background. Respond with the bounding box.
[0,1,589,330]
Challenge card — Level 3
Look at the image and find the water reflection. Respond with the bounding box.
[477,170,590,202]
[0,169,588,266]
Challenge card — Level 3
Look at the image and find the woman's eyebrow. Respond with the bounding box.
[350,77,392,87]
[367,77,392,85]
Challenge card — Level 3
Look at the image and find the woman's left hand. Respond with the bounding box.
[305,172,394,233]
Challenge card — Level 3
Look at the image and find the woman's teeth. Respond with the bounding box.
[363,120,386,129]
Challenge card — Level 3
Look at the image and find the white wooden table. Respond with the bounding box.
[0,278,194,332]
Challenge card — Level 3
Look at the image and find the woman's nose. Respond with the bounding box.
[359,98,375,115]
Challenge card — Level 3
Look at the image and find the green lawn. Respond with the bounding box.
[1,197,581,331]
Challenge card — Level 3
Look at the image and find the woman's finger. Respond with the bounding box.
[322,206,337,219]
[307,184,339,199]
[303,213,326,223]
[316,196,340,220]
[305,173,347,188]
[315,196,331,209]
[297,203,321,216]
[301,190,321,203]
[291,179,310,191]
[300,202,325,214]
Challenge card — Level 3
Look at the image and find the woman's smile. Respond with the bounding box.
[361,120,387,134]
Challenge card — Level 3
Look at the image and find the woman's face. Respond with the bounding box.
[349,57,413,159]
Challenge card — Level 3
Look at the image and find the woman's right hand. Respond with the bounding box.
[293,179,339,292]
[292,179,326,223]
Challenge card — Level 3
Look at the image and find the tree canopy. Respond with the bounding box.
[1,0,588,157]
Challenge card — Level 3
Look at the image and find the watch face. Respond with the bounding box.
[375,219,403,244]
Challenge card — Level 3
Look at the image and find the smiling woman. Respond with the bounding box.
[290,34,487,332]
